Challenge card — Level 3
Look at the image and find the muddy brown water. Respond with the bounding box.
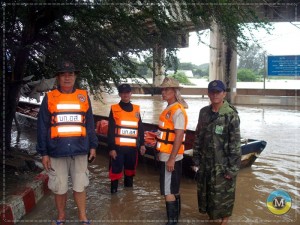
[8,94,300,224]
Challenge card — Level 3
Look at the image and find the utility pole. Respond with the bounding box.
[263,52,266,91]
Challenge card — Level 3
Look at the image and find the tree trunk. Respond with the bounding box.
[5,4,44,152]
[5,48,29,151]
[5,82,22,151]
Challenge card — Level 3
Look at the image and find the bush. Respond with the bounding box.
[169,72,193,85]
[237,69,258,82]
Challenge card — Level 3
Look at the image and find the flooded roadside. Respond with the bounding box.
[92,94,300,224]
[0,125,43,200]
[9,94,300,224]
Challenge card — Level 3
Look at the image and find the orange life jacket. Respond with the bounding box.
[111,103,140,147]
[156,102,187,154]
[47,89,89,138]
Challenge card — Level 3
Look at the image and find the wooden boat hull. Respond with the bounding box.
[93,115,267,178]
[15,101,40,127]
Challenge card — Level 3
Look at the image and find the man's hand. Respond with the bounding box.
[191,166,199,173]
[140,145,146,156]
[42,155,51,172]
[166,157,176,172]
[88,148,96,163]
[224,174,232,180]
[109,150,117,160]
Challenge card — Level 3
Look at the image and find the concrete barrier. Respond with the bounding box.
[0,171,49,225]
[130,85,299,106]
[235,95,300,106]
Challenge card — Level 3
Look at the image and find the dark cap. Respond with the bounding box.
[208,80,226,92]
[118,83,132,93]
[55,61,80,76]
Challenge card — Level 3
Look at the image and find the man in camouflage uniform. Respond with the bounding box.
[192,80,241,225]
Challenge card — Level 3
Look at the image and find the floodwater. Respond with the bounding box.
[15,93,299,225]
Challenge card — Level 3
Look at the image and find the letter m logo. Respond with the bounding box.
[273,197,285,208]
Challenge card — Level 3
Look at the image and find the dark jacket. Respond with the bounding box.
[36,88,98,157]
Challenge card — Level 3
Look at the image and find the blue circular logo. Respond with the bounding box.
[266,190,292,215]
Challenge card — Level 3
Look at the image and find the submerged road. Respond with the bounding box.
[14,94,299,225]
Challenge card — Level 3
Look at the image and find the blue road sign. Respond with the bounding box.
[267,55,300,76]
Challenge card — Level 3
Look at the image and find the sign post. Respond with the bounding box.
[264,53,266,90]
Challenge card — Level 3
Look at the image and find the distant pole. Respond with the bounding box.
[263,53,266,90]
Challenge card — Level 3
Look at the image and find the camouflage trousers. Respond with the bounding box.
[196,168,237,220]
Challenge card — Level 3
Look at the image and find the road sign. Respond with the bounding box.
[267,55,300,76]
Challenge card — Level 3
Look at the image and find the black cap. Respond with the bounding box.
[118,84,132,93]
[55,61,80,76]
[208,80,226,92]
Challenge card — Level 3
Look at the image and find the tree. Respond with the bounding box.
[193,68,208,77]
[178,62,194,70]
[2,0,271,151]
[238,43,265,74]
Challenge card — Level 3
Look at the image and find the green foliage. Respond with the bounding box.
[169,72,192,85]
[178,62,194,70]
[2,0,278,151]
[166,60,209,77]
[238,44,265,73]
[193,64,209,77]
[268,76,296,80]
[237,68,258,82]
[4,0,272,97]
[193,68,207,77]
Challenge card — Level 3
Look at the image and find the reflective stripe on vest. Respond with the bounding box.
[47,89,89,138]
[111,103,140,147]
[156,102,187,154]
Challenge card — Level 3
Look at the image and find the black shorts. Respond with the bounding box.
[159,160,182,195]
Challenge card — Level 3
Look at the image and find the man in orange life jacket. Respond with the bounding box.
[108,83,146,194]
[156,77,188,225]
[36,61,98,225]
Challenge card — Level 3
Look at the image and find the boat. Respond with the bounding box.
[93,115,267,178]
[15,99,41,127]
[15,100,267,178]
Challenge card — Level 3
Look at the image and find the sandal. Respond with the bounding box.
[52,220,65,225]
[80,220,92,225]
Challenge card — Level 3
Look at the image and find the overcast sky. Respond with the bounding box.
[177,22,300,65]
